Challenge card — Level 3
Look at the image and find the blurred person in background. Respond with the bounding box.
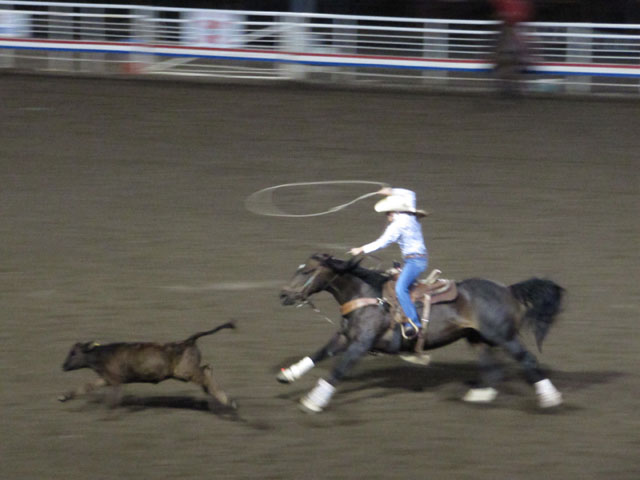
[490,0,534,96]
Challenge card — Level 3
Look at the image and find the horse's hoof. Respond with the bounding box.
[538,391,563,408]
[399,353,431,366]
[463,387,498,403]
[277,357,314,384]
[276,368,295,384]
[298,378,335,413]
[299,397,324,414]
[535,379,563,408]
[58,394,70,402]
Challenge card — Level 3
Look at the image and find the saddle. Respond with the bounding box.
[382,268,458,331]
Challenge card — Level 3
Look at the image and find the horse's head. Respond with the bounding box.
[280,253,353,306]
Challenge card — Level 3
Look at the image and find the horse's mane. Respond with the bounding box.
[311,253,389,290]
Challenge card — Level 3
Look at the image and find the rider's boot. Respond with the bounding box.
[400,295,431,366]
[400,317,420,339]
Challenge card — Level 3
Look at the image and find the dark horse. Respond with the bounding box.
[279,253,564,413]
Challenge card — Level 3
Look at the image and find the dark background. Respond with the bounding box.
[34,0,640,23]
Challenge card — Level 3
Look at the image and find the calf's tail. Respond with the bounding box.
[509,278,564,351]
[186,321,236,343]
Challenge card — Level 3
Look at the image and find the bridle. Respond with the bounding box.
[295,264,340,302]
[291,260,384,322]
[293,265,341,324]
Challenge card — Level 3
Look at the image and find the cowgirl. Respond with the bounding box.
[349,187,428,336]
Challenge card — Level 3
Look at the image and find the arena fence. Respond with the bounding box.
[1,1,639,96]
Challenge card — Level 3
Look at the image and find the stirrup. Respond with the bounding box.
[400,319,420,340]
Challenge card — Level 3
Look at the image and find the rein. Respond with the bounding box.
[295,269,341,324]
[297,299,335,324]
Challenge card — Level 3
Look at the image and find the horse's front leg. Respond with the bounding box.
[277,332,348,384]
[300,331,376,413]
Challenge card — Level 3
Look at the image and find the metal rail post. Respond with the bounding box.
[566,26,592,93]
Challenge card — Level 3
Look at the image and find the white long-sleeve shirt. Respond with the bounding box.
[361,189,427,257]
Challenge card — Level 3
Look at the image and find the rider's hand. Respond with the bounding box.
[378,187,393,196]
[349,247,364,256]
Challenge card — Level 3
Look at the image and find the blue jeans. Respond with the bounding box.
[396,256,428,327]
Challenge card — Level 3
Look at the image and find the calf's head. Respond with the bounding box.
[62,342,99,371]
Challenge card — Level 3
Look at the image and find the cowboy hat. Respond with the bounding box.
[374,195,429,217]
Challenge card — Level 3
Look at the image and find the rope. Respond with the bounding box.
[245,180,388,218]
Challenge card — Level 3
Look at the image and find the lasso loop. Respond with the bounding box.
[245,180,388,218]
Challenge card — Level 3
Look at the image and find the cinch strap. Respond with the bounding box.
[339,298,383,316]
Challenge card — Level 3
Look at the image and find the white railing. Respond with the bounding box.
[1,1,639,95]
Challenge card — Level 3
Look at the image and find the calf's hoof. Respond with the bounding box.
[208,398,237,412]
[58,394,72,402]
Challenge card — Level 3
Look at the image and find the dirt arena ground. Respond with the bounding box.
[1,74,638,480]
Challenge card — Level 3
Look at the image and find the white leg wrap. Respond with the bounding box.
[300,378,335,413]
[277,356,314,383]
[463,387,498,403]
[535,379,563,408]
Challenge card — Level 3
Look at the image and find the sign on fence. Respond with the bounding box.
[0,10,29,37]
[182,11,244,48]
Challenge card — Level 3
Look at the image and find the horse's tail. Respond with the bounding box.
[509,278,564,351]
[185,321,236,344]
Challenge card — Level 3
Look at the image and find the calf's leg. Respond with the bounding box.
[197,365,235,410]
[174,362,236,410]
[58,377,107,402]
[105,385,123,409]
[174,354,235,410]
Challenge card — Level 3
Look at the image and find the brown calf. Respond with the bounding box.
[59,321,236,410]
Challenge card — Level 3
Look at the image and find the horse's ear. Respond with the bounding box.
[322,254,340,271]
[311,252,331,263]
[324,254,357,273]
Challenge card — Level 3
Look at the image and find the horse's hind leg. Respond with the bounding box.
[277,332,348,384]
[463,345,502,403]
[501,338,562,408]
